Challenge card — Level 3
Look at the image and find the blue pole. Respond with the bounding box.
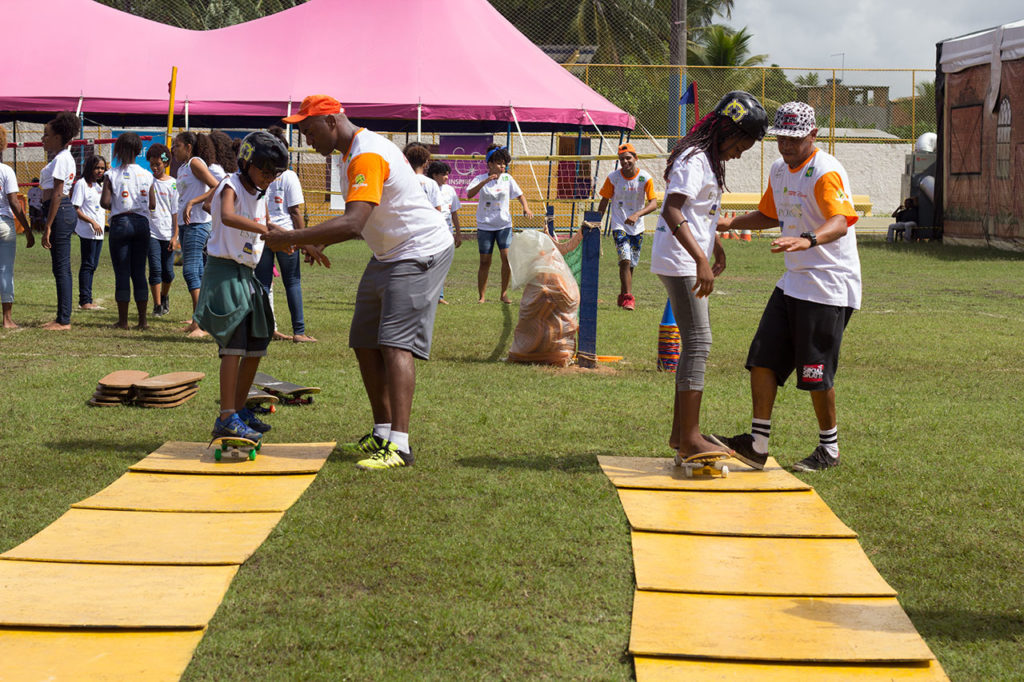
[577,211,602,368]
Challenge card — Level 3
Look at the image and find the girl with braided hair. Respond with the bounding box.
[649,91,768,462]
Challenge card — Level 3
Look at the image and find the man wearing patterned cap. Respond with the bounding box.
[714,101,861,473]
[268,95,454,471]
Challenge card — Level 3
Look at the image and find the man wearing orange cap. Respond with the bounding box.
[271,95,454,471]
[594,142,658,310]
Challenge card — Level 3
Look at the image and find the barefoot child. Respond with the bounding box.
[650,91,768,462]
[194,132,290,442]
[146,144,178,317]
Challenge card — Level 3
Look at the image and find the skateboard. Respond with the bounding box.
[252,372,320,405]
[209,436,262,461]
[246,387,279,414]
[92,370,151,405]
[673,452,730,478]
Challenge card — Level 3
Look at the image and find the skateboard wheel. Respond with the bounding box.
[270,405,276,413]
[256,441,262,452]
[683,466,693,479]
[248,448,256,461]
[673,453,683,467]
[720,465,729,477]
[214,448,222,461]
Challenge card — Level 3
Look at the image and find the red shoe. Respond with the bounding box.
[617,293,626,308]
[622,294,636,311]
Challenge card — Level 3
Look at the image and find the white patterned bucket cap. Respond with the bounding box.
[767,102,817,138]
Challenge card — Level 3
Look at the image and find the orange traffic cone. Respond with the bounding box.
[741,230,751,241]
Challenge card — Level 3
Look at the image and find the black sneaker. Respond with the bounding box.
[714,433,768,470]
[237,407,272,433]
[791,445,839,472]
[161,298,170,316]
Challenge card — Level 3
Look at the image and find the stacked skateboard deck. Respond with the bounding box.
[90,371,204,408]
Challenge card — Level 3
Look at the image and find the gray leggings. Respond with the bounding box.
[659,275,712,391]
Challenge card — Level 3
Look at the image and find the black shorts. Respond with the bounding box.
[746,287,854,391]
[220,311,271,358]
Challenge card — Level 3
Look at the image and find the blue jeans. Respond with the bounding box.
[0,217,16,303]
[255,247,305,335]
[78,236,104,306]
[148,238,175,286]
[46,198,77,324]
[108,213,150,303]
[181,221,211,291]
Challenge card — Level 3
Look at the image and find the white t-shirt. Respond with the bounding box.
[40,149,76,197]
[650,151,720,278]
[759,149,861,309]
[0,163,20,220]
[71,178,105,240]
[176,157,213,225]
[438,184,461,231]
[27,186,43,210]
[469,173,523,231]
[106,163,154,217]
[416,174,442,209]
[335,128,453,262]
[599,168,657,236]
[266,169,304,231]
[150,177,179,241]
[209,164,228,183]
[207,173,268,269]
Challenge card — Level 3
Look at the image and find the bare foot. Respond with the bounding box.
[2,320,19,329]
[677,436,730,458]
[272,330,293,341]
[477,297,486,304]
[111,322,129,330]
[42,321,71,330]
[186,327,209,338]
[182,320,200,333]
[500,296,512,304]
[438,297,449,305]
[136,323,149,331]
[80,303,101,310]
[292,334,317,343]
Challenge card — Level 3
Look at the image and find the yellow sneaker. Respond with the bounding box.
[355,441,411,470]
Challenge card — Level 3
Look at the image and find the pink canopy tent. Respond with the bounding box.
[2,0,634,131]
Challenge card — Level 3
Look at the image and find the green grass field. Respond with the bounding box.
[1,232,1023,680]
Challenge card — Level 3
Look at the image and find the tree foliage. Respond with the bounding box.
[97,0,305,30]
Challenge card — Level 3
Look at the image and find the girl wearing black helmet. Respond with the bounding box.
[649,90,767,462]
[193,131,293,443]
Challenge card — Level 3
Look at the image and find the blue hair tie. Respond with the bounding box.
[485,146,508,163]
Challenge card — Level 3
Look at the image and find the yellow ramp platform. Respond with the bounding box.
[635,656,949,681]
[617,488,856,537]
[0,628,205,682]
[0,560,237,629]
[73,471,319,513]
[629,590,937,663]
[631,531,895,597]
[598,455,810,492]
[1,508,284,565]
[130,441,336,475]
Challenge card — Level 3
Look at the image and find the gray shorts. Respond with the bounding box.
[349,245,454,360]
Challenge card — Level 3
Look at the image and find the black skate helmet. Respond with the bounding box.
[237,131,289,175]
[713,91,769,141]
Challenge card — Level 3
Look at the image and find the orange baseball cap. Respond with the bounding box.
[282,95,344,123]
[618,143,637,155]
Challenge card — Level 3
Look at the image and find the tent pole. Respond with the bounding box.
[285,98,293,156]
[509,106,545,225]
[166,66,178,142]
[546,131,554,232]
[417,101,422,142]
[184,99,190,131]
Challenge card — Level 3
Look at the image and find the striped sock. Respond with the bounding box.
[819,426,839,458]
[751,418,771,454]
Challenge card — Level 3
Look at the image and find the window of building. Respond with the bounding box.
[996,97,1011,179]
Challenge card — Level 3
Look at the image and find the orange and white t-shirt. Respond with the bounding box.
[759,148,861,309]
[336,128,452,262]
[599,168,656,236]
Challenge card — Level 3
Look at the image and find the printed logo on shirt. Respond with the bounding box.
[353,173,367,189]
[121,190,130,198]
[709,203,718,216]
[274,196,284,204]
[140,188,147,196]
[801,364,824,382]
[243,242,254,255]
[804,166,815,178]
[834,188,850,203]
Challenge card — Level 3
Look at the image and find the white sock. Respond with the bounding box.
[372,423,391,440]
[819,426,839,458]
[389,430,410,454]
[751,418,771,454]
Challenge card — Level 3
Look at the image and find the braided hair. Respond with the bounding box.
[664,114,746,191]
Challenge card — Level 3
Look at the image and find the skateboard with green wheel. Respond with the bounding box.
[209,436,262,461]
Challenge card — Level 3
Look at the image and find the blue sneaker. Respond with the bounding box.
[237,407,272,433]
[212,413,263,442]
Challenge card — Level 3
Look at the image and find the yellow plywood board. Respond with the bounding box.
[617,489,856,538]
[1,509,284,565]
[73,471,319,513]
[598,455,811,492]
[0,628,206,682]
[631,531,895,597]
[0,560,237,629]
[629,591,936,663]
[130,441,336,475]
[635,656,949,681]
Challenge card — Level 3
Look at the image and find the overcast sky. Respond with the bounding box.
[728,0,1022,97]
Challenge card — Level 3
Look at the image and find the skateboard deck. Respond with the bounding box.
[674,451,731,478]
[246,388,279,414]
[209,437,262,462]
[135,383,199,400]
[135,392,198,409]
[135,372,205,392]
[252,372,320,405]
[136,388,198,405]
[97,370,150,390]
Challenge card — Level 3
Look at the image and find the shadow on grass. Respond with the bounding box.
[485,302,514,362]
[859,240,1024,262]
[907,608,1024,642]
[457,451,603,473]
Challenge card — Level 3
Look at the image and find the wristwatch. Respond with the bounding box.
[800,231,818,247]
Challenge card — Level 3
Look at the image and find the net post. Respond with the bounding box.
[577,210,602,369]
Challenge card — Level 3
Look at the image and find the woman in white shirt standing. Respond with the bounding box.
[101,132,154,330]
[71,154,108,310]
[650,91,767,462]
[145,144,178,317]
[465,144,532,304]
[39,111,80,330]
[0,125,35,328]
